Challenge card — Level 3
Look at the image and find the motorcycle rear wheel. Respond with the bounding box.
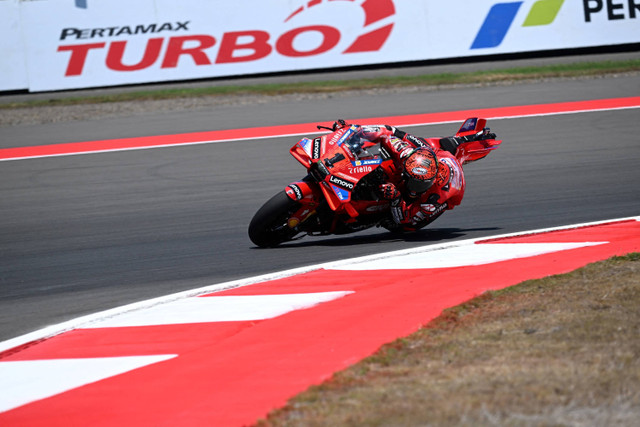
[248,191,302,247]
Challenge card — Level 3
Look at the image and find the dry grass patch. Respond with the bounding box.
[259,253,640,426]
[2,59,639,110]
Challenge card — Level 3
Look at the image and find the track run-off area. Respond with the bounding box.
[0,92,640,426]
[1,217,639,425]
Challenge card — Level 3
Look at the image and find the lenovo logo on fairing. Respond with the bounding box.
[329,175,355,190]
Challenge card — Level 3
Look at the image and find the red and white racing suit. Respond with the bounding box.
[353,124,466,230]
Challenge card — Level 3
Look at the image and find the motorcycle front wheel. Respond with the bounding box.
[248,191,302,248]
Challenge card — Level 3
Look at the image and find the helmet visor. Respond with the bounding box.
[406,177,434,194]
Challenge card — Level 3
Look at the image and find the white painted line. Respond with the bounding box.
[393,105,640,130]
[329,242,607,270]
[2,102,638,162]
[82,292,353,328]
[0,216,638,354]
[0,355,176,413]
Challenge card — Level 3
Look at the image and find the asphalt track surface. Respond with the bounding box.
[1,67,640,342]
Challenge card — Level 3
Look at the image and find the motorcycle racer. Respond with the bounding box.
[249,117,501,247]
[331,119,496,231]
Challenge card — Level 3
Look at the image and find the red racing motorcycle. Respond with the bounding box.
[248,118,501,247]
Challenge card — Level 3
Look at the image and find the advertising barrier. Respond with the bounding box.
[0,0,28,91]
[2,0,639,92]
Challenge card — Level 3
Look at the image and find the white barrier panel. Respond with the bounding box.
[0,0,28,91]
[7,0,640,92]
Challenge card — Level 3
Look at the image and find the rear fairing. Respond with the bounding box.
[453,118,502,165]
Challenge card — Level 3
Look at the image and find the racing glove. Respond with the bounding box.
[332,119,348,131]
[379,183,401,200]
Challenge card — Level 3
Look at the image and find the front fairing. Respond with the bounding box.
[290,126,392,216]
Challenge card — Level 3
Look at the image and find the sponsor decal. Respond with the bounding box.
[472,0,565,49]
[285,0,396,53]
[330,184,350,201]
[312,138,322,159]
[329,175,355,190]
[411,166,428,176]
[57,0,396,78]
[60,22,190,40]
[471,0,638,48]
[436,161,451,188]
[405,133,427,148]
[391,137,407,151]
[352,159,383,167]
[584,0,640,22]
[336,126,356,147]
[459,118,478,132]
[433,201,448,215]
[412,201,447,224]
[287,184,304,200]
[348,165,374,175]
[391,136,420,159]
[298,138,313,157]
[440,157,463,190]
[328,131,341,146]
[350,159,381,174]
[420,203,437,214]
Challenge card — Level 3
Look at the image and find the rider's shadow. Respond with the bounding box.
[268,227,501,248]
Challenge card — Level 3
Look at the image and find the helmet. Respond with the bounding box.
[403,148,438,194]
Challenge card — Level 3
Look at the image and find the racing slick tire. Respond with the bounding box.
[248,191,301,248]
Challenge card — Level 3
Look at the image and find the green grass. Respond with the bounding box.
[3,59,639,110]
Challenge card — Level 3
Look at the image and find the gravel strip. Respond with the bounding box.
[1,73,638,127]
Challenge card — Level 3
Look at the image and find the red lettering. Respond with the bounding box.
[106,38,163,71]
[57,43,106,76]
[57,25,348,78]
[276,25,340,57]
[161,35,216,68]
[216,31,272,63]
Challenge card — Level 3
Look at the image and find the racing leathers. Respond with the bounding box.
[334,121,472,231]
